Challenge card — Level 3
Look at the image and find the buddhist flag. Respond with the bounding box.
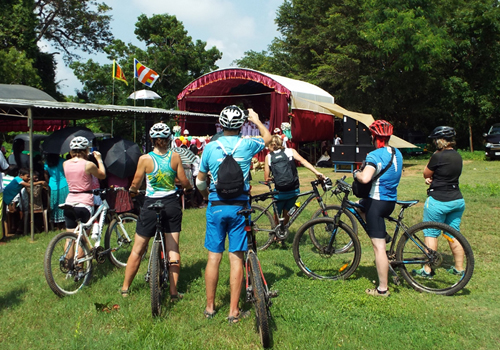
[134,58,159,88]
[112,60,128,85]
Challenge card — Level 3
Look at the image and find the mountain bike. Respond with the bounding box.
[251,178,357,250]
[44,188,137,297]
[239,206,279,348]
[292,177,475,295]
[143,200,177,317]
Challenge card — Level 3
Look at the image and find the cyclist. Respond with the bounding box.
[122,123,193,300]
[264,134,324,226]
[352,120,403,297]
[63,137,106,235]
[196,106,271,322]
[415,126,465,277]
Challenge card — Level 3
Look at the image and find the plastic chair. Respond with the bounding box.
[23,185,50,234]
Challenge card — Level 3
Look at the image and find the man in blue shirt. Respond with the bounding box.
[196,106,271,322]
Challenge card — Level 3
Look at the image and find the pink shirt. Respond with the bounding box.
[64,159,93,206]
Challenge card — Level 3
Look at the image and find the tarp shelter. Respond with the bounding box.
[177,68,336,142]
[0,84,217,240]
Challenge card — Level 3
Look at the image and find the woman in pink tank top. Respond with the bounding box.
[62,136,106,231]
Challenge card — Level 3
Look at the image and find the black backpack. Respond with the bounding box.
[215,139,245,199]
[270,149,300,191]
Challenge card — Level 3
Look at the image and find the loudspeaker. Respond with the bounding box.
[331,145,356,162]
[343,116,356,144]
[355,145,375,162]
[358,124,372,145]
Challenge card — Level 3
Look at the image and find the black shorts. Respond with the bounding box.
[359,198,395,239]
[64,207,92,230]
[136,195,182,238]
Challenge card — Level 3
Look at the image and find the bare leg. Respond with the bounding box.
[449,239,465,271]
[122,234,149,291]
[371,238,389,291]
[165,232,180,296]
[228,251,244,318]
[205,251,222,314]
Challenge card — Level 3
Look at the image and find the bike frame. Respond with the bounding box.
[145,209,168,285]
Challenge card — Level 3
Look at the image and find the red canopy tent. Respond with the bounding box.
[176,68,336,143]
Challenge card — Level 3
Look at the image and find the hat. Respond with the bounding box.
[183,129,189,135]
[273,128,281,134]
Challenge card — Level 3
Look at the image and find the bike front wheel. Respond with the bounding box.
[293,217,361,280]
[251,204,276,251]
[396,221,474,295]
[105,213,138,268]
[150,240,166,317]
[311,205,358,234]
[44,232,92,297]
[248,252,271,348]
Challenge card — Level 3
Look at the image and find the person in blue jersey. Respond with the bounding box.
[122,123,193,300]
[196,106,271,323]
[352,120,403,297]
[414,126,466,278]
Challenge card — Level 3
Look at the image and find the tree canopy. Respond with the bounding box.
[236,0,500,149]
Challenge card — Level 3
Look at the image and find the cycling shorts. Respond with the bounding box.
[64,206,92,230]
[359,198,395,239]
[136,195,182,238]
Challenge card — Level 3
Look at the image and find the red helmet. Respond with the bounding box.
[369,120,393,137]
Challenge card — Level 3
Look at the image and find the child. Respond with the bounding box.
[3,168,47,206]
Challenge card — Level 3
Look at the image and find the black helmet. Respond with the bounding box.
[428,126,456,140]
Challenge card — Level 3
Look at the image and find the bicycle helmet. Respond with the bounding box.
[219,105,247,130]
[428,126,456,140]
[149,122,171,139]
[369,120,393,137]
[69,136,89,150]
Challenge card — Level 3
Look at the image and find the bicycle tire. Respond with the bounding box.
[251,204,276,251]
[311,205,358,234]
[105,213,138,268]
[44,232,92,297]
[293,217,361,280]
[150,240,164,317]
[396,221,474,295]
[248,252,271,348]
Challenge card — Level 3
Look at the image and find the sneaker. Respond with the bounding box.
[447,266,465,276]
[412,267,434,279]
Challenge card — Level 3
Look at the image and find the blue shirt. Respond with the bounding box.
[200,135,265,201]
[365,147,403,201]
[3,176,24,205]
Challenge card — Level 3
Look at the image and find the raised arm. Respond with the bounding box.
[247,108,272,146]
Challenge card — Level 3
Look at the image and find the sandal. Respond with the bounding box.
[170,293,184,302]
[227,309,251,324]
[365,288,390,297]
[120,289,129,298]
[203,309,217,319]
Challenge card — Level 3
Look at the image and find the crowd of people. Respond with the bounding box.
[1,106,466,321]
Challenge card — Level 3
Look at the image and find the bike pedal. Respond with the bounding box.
[392,276,401,286]
[269,290,279,298]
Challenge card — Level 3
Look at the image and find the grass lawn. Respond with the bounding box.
[1,153,499,349]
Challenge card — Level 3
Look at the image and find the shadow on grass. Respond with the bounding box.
[0,288,25,311]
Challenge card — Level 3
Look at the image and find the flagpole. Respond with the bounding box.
[112,69,115,136]
[134,74,136,143]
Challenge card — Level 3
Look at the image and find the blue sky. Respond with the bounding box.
[47,0,284,96]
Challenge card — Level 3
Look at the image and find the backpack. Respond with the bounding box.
[270,149,299,192]
[215,138,245,199]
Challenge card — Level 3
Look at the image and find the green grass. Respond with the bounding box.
[1,157,500,349]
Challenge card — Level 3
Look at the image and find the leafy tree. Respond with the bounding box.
[0,48,42,88]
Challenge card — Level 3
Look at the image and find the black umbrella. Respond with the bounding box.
[42,127,95,154]
[172,147,196,165]
[99,137,142,178]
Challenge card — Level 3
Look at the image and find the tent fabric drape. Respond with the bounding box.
[0,119,68,132]
[269,92,289,132]
[291,110,335,143]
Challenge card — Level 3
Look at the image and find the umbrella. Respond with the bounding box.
[99,137,142,178]
[42,127,95,154]
[128,90,161,101]
[172,147,196,165]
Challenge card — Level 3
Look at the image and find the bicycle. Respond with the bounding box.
[251,178,357,250]
[44,188,137,297]
[142,200,178,317]
[238,206,279,348]
[292,177,475,295]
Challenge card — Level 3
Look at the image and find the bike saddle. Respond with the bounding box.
[396,200,419,208]
[147,201,165,211]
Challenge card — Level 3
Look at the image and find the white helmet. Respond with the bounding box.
[219,105,247,130]
[149,122,171,139]
[69,136,89,150]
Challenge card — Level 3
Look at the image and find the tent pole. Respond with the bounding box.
[28,108,34,241]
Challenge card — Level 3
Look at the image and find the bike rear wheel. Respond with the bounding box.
[311,205,358,234]
[150,240,166,317]
[251,204,276,251]
[293,217,361,280]
[44,232,92,297]
[396,221,474,295]
[105,213,138,268]
[248,252,271,348]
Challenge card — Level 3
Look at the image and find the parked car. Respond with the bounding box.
[399,130,428,156]
[483,123,500,160]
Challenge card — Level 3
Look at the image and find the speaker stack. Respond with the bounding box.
[331,116,375,163]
